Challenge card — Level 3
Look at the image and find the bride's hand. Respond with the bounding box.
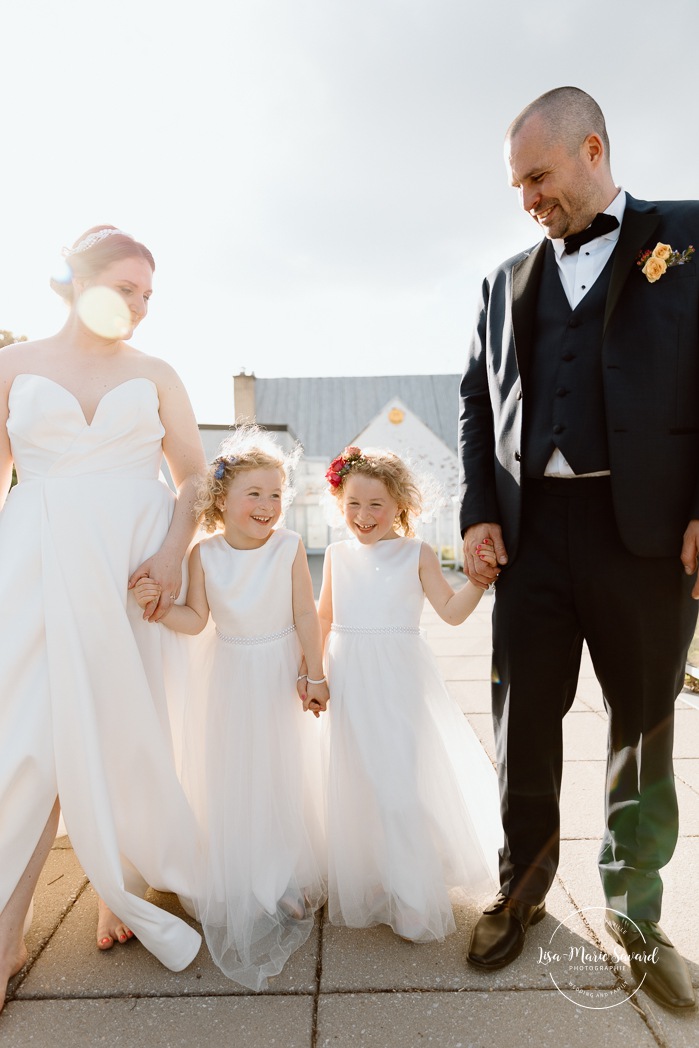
[129,550,183,621]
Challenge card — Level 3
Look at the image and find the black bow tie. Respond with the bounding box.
[563,213,620,254]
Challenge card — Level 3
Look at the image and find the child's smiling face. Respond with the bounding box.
[341,474,400,544]
[218,466,283,548]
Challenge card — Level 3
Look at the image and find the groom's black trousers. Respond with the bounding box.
[491,475,697,920]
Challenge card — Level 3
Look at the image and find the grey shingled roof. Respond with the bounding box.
[254,374,460,458]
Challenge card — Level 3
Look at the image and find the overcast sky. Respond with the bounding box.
[2,0,698,423]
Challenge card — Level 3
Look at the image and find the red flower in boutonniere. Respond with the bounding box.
[637,242,695,283]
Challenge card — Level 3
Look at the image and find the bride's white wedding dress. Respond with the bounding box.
[0,374,202,971]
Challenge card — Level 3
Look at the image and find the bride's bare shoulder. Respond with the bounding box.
[0,337,57,386]
[128,348,186,390]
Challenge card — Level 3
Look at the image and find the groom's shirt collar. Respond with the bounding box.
[551,188,626,261]
[550,188,626,311]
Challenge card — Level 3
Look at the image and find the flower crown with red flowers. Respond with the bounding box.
[325,446,364,488]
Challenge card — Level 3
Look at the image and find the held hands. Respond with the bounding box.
[297,663,329,718]
[462,523,508,589]
[128,550,182,621]
[477,538,498,568]
[133,578,162,610]
[304,680,329,718]
[681,519,699,599]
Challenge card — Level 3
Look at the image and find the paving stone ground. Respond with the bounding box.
[3,572,699,1047]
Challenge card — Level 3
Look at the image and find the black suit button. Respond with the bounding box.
[517,389,523,400]
[553,424,564,435]
[514,451,521,461]
[568,317,580,328]
[562,352,576,362]
[555,387,568,397]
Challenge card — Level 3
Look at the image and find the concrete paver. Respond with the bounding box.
[671,708,699,758]
[433,655,493,681]
[572,677,607,711]
[561,710,608,760]
[2,996,314,1048]
[559,761,607,839]
[445,679,492,713]
[675,757,699,793]
[316,990,659,1048]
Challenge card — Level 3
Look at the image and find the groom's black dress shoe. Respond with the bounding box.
[605,912,696,1010]
[467,892,546,970]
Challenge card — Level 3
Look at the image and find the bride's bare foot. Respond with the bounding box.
[96,898,134,950]
[0,940,28,1014]
[1,797,60,1013]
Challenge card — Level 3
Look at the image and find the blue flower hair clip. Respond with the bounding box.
[214,456,237,480]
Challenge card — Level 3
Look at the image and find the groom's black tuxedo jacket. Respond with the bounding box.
[459,194,699,559]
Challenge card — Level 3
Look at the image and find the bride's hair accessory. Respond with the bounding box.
[325,446,363,488]
[63,228,132,257]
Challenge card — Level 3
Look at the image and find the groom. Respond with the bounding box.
[459,86,699,1009]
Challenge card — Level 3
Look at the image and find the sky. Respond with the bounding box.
[2,0,698,424]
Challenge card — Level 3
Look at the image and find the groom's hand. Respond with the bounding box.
[463,523,507,589]
[681,519,699,599]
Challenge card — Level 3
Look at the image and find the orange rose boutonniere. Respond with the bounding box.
[637,242,695,283]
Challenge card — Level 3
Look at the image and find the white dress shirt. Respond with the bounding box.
[544,189,626,477]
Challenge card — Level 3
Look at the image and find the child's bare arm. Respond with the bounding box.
[419,541,496,625]
[317,550,333,651]
[143,544,210,635]
[292,540,329,716]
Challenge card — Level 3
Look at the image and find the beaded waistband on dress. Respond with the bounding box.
[215,624,296,645]
[331,624,421,635]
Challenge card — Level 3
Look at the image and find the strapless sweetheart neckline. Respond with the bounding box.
[10,373,157,428]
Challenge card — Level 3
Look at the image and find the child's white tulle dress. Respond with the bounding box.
[324,536,501,942]
[182,528,326,989]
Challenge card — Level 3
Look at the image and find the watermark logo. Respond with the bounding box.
[537,907,656,1010]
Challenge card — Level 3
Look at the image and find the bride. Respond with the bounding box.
[0,225,207,1012]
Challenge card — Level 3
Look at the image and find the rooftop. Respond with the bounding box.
[252,374,460,457]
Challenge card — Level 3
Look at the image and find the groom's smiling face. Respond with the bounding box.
[506,113,602,241]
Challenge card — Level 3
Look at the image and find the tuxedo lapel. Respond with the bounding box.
[511,238,548,385]
[604,201,660,331]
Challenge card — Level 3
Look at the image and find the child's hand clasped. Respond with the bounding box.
[133,577,162,611]
[304,678,329,718]
[475,537,498,577]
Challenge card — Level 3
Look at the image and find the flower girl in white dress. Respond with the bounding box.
[135,427,327,989]
[316,446,502,943]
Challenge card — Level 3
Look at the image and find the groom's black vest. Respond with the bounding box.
[524,244,614,478]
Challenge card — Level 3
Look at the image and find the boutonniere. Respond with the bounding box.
[637,242,695,283]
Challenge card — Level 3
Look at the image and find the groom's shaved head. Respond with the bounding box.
[507,86,610,163]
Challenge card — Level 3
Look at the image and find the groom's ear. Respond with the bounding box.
[583,133,605,167]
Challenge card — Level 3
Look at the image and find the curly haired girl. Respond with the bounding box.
[317,445,501,942]
[135,425,326,989]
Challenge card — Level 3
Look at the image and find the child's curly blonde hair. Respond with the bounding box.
[196,425,301,534]
[325,445,423,538]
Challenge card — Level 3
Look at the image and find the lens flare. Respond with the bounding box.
[51,258,73,286]
[76,286,131,339]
